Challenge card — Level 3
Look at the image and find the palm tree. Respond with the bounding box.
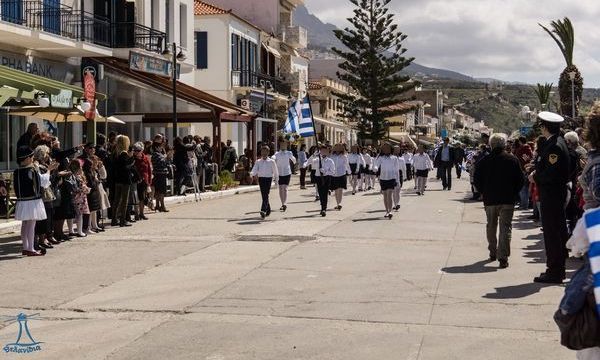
[539,17,583,118]
[533,83,553,110]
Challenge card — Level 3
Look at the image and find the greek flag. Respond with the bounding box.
[584,209,600,315]
[298,96,315,137]
[284,99,301,134]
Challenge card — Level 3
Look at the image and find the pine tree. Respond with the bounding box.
[332,0,416,143]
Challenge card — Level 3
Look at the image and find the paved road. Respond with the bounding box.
[0,175,574,359]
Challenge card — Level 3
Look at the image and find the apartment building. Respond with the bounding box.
[307,77,355,145]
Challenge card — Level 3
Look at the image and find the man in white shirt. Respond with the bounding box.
[272,141,296,212]
[310,144,335,217]
[251,146,279,219]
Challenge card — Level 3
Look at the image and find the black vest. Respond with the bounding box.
[13,166,42,201]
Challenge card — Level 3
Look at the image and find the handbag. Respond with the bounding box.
[42,186,56,202]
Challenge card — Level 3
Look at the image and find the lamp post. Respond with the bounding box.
[568,70,577,120]
[163,42,187,140]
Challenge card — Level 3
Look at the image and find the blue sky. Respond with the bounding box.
[304,0,600,87]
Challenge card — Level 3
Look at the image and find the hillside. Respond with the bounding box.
[294,4,475,82]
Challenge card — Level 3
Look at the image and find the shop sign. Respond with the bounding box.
[0,51,73,82]
[50,89,73,108]
[129,51,173,78]
[83,70,96,119]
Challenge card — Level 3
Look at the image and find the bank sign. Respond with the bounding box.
[0,51,72,82]
[129,51,180,79]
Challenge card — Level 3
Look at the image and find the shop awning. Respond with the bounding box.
[262,43,281,58]
[0,64,106,107]
[140,111,252,124]
[91,57,255,122]
[314,116,348,130]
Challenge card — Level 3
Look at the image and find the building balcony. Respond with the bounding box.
[111,22,165,53]
[231,69,291,98]
[0,1,165,55]
[279,25,307,49]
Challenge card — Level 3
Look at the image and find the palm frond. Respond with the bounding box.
[539,17,574,66]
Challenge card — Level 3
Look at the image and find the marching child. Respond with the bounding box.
[272,141,296,212]
[373,143,399,219]
[413,145,434,195]
[348,145,365,195]
[330,144,351,210]
[310,144,335,217]
[251,146,279,219]
[361,147,373,191]
[393,145,407,211]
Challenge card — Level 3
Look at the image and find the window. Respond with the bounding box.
[179,4,187,48]
[231,33,240,70]
[195,32,207,69]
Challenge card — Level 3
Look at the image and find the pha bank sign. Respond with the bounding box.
[0,51,72,82]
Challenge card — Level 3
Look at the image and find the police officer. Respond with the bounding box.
[528,111,570,284]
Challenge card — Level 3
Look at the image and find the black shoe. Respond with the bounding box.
[443,187,447,190]
[533,273,565,284]
[499,260,509,269]
[140,215,149,220]
[282,205,287,212]
[260,211,266,219]
[119,222,133,227]
[352,192,356,195]
[111,220,119,227]
[447,188,451,191]
[315,197,320,202]
[489,255,496,262]
[320,210,326,217]
[39,242,53,249]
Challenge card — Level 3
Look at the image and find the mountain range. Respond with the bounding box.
[294,4,483,83]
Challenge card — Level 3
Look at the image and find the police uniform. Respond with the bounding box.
[533,112,570,283]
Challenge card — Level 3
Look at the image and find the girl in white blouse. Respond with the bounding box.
[330,144,351,210]
[361,148,374,191]
[373,143,399,219]
[348,145,365,195]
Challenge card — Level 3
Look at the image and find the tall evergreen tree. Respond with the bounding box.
[332,0,416,143]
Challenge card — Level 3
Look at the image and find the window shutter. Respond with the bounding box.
[196,31,208,69]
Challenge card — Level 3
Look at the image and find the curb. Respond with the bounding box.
[0,185,261,236]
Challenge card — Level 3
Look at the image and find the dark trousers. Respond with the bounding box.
[455,163,462,178]
[440,161,453,189]
[258,177,272,213]
[539,187,569,276]
[299,168,307,187]
[316,176,330,211]
[113,183,130,223]
[405,164,412,180]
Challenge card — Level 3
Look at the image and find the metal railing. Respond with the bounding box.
[231,69,292,97]
[0,1,164,51]
[112,22,165,53]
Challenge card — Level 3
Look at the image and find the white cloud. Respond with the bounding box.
[303,0,600,87]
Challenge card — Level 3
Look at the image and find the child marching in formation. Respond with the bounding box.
[403,148,414,181]
[361,147,374,191]
[330,144,351,210]
[392,145,407,211]
[413,144,434,195]
[272,141,296,212]
[310,144,335,217]
[373,143,399,219]
[306,146,321,201]
[348,145,365,195]
[251,146,278,219]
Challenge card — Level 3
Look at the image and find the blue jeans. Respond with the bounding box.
[518,178,529,209]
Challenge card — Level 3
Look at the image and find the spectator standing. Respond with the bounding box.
[474,134,523,268]
[434,137,455,190]
[454,144,466,179]
[133,142,152,220]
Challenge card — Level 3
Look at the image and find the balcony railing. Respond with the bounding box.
[0,1,165,52]
[231,69,292,97]
[112,22,165,53]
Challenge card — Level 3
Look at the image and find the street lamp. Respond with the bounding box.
[163,42,187,139]
[568,70,577,120]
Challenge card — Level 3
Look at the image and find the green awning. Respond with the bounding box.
[0,64,106,107]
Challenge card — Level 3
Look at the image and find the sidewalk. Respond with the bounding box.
[0,185,259,235]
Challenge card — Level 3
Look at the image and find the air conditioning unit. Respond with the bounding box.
[240,99,250,110]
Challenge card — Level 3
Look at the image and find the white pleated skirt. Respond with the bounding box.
[15,199,47,221]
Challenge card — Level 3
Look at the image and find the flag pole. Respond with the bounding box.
[304,92,323,185]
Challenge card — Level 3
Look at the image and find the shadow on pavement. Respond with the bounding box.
[0,235,23,261]
[483,282,554,299]
[352,217,387,222]
[441,260,498,274]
